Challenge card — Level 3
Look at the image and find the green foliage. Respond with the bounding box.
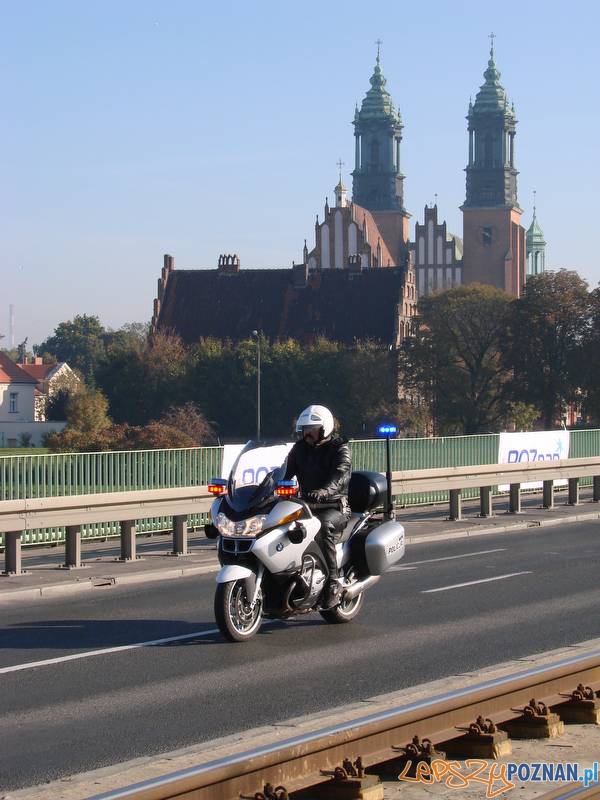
[507,401,539,432]
[96,331,190,425]
[581,288,600,425]
[160,402,217,445]
[399,284,513,434]
[36,317,150,387]
[36,315,107,382]
[504,271,594,429]
[66,389,111,434]
[176,336,398,440]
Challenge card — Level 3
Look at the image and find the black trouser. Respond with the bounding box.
[313,507,347,579]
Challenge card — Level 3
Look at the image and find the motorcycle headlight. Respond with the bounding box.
[215,512,267,537]
[215,512,236,536]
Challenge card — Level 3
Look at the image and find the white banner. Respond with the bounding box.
[221,443,293,484]
[498,430,570,490]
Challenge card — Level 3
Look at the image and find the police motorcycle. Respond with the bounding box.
[205,440,405,642]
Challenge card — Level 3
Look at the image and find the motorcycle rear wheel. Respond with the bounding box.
[319,590,364,624]
[215,579,263,642]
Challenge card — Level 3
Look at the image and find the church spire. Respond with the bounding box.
[335,158,348,207]
[352,44,405,212]
[526,190,546,276]
[464,35,519,209]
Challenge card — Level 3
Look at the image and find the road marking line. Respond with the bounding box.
[391,548,506,569]
[421,571,532,594]
[0,628,221,675]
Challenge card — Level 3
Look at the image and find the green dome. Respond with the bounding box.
[471,45,514,117]
[526,211,546,247]
[357,53,401,123]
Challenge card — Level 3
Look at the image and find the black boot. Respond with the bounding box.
[322,577,340,609]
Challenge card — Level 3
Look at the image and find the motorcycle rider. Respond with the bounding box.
[284,405,351,608]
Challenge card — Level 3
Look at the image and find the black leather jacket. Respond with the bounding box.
[283,436,352,504]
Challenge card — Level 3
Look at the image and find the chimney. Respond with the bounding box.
[348,254,362,273]
[218,254,240,274]
[34,357,43,365]
[292,263,308,288]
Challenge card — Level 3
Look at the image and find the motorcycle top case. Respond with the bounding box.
[364,520,405,575]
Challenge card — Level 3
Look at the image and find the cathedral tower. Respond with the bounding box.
[526,195,546,276]
[461,38,526,296]
[352,45,405,212]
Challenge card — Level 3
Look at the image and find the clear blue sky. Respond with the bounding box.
[2,0,598,346]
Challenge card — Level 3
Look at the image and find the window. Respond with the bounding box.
[9,392,18,413]
[482,226,493,246]
[370,139,380,166]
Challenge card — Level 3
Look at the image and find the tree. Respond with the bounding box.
[581,287,600,425]
[160,402,217,445]
[65,389,111,436]
[45,366,84,421]
[504,271,594,429]
[36,315,107,382]
[398,284,513,434]
[95,331,190,425]
[119,422,196,450]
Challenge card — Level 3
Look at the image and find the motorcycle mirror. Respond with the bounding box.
[204,523,219,539]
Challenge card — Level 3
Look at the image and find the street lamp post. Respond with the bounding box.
[252,330,261,441]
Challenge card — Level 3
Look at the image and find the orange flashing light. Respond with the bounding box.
[276,486,298,497]
[208,484,226,496]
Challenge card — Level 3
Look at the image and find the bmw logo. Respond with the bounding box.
[276,543,284,552]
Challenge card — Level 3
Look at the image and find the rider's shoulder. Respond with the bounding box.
[330,435,349,448]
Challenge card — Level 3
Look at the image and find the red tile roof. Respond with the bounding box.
[19,363,58,381]
[0,352,38,384]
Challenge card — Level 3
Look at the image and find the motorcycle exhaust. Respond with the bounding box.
[343,574,380,601]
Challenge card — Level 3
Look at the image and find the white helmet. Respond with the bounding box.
[295,405,335,439]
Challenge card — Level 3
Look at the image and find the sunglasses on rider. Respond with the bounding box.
[300,425,322,436]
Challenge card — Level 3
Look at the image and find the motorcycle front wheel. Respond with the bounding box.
[319,590,364,624]
[214,579,263,642]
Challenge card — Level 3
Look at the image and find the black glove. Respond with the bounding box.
[306,488,328,503]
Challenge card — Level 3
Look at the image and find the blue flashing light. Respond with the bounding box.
[377,424,398,437]
[277,479,298,487]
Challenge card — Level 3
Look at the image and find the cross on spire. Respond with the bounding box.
[337,158,344,182]
[489,31,496,57]
[375,38,383,64]
[533,189,537,215]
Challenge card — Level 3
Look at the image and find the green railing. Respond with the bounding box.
[2,430,599,547]
[0,447,222,546]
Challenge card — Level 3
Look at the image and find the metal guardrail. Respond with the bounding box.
[3,428,600,546]
[87,649,600,800]
[2,457,600,575]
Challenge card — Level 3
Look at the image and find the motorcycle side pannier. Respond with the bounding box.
[364,520,405,575]
[348,519,405,577]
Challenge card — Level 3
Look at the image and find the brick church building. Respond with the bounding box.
[152,41,544,343]
[153,48,417,346]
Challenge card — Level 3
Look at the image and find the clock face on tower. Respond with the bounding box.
[481,225,494,246]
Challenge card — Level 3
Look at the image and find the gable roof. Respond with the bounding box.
[0,352,38,385]
[19,363,63,381]
[351,206,396,266]
[157,266,407,345]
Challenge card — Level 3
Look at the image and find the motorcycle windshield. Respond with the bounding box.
[227,441,292,513]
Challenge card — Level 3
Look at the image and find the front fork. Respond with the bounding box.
[248,564,264,609]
